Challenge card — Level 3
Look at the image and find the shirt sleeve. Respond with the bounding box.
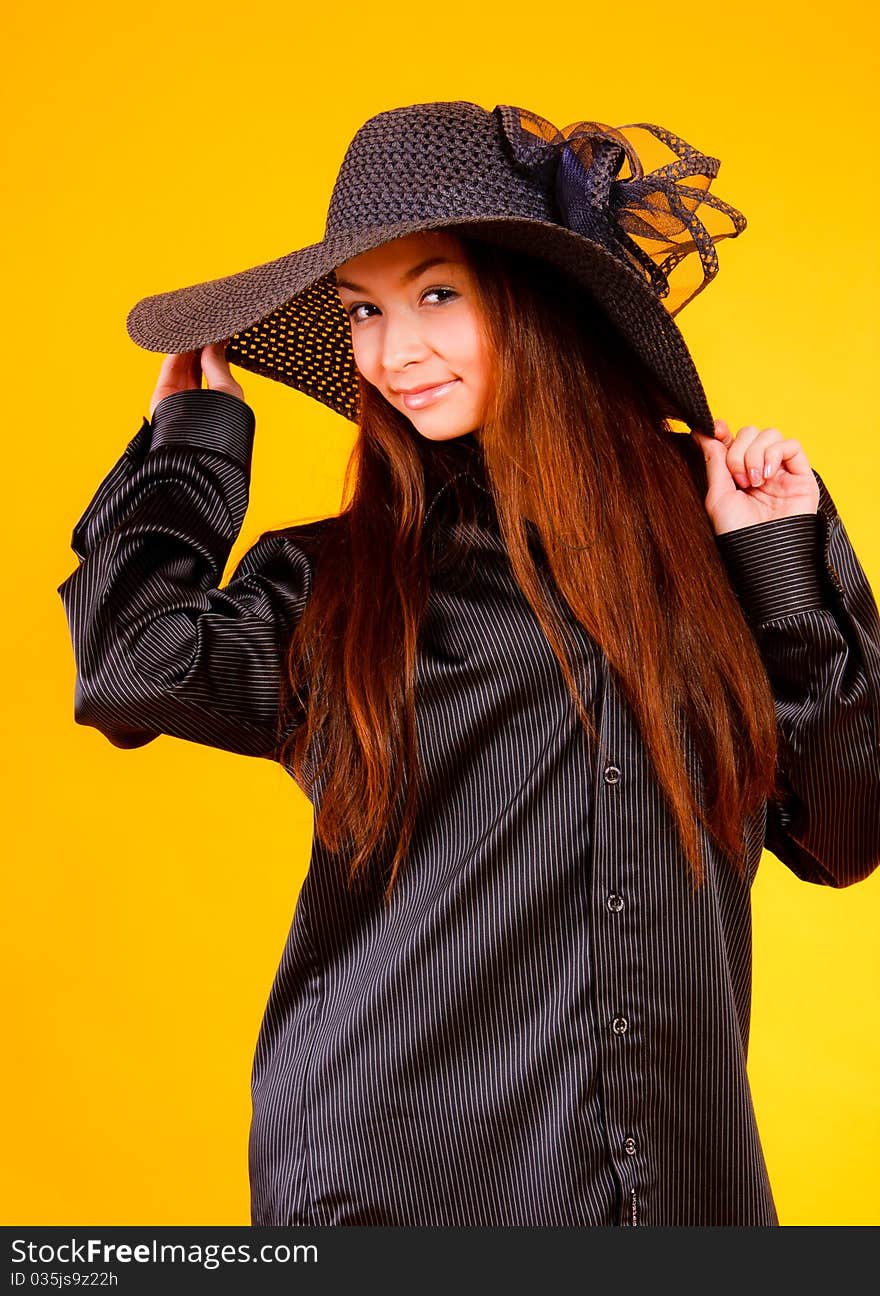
[713,469,880,887]
[56,387,327,763]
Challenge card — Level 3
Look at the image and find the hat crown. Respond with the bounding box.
[324,100,553,237]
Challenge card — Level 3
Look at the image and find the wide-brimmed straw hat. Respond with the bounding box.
[125,100,746,433]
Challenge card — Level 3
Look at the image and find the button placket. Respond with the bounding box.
[590,695,642,1219]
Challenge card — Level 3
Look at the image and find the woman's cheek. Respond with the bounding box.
[352,333,379,381]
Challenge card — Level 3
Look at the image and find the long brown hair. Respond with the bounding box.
[278,234,780,902]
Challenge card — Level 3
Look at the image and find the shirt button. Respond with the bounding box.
[607,892,624,912]
[603,765,621,785]
[611,1015,628,1035]
[624,1136,637,1156]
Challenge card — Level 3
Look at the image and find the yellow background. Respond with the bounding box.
[4,0,878,1225]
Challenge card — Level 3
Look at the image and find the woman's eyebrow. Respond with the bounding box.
[335,257,461,293]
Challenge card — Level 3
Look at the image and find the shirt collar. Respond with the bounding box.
[421,433,494,531]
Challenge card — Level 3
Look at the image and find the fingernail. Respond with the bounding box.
[749,467,762,485]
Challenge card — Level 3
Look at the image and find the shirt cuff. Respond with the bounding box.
[148,388,256,469]
[714,512,826,624]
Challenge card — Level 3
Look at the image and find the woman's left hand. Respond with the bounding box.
[691,420,820,536]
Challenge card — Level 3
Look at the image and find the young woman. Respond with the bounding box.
[58,101,880,1228]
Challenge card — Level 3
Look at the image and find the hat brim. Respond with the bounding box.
[125,214,714,432]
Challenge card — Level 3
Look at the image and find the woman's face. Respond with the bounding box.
[334,231,492,442]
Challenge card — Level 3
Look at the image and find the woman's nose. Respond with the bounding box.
[381,311,429,370]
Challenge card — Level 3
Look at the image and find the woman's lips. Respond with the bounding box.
[401,379,460,410]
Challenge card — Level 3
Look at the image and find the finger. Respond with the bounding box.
[726,424,760,487]
[691,430,736,497]
[177,350,205,387]
[761,437,812,480]
[200,339,231,379]
[726,424,768,488]
[168,349,201,371]
[713,418,734,447]
[149,350,202,417]
[155,352,176,378]
[741,427,784,487]
[200,339,244,399]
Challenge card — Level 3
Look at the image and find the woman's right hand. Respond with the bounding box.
[148,340,246,420]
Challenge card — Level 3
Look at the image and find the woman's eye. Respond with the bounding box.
[346,287,458,324]
[347,303,377,323]
[423,287,458,304]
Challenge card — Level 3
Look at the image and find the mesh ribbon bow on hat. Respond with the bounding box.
[495,106,747,317]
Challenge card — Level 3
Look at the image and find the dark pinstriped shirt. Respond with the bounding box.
[57,388,880,1227]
